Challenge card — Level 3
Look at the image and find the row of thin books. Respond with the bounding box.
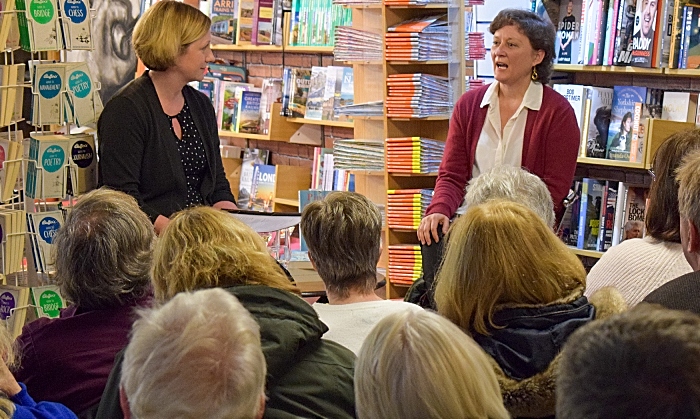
[386,188,433,230]
[332,140,384,171]
[333,27,382,62]
[386,73,451,118]
[335,101,384,117]
[386,15,449,61]
[0,284,66,338]
[388,245,422,285]
[386,137,444,174]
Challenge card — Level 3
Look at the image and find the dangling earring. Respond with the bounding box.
[531,67,538,81]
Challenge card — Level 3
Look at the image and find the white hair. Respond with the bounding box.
[466,165,555,227]
[121,288,266,419]
[355,310,509,419]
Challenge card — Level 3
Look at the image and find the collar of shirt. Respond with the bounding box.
[479,81,544,113]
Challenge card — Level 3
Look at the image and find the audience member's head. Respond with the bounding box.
[622,220,644,241]
[151,206,297,301]
[435,200,586,335]
[355,309,509,419]
[120,288,266,419]
[557,304,700,418]
[676,149,700,270]
[646,129,700,243]
[466,165,555,228]
[301,192,381,300]
[54,188,154,309]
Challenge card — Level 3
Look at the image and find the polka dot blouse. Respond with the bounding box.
[168,102,206,207]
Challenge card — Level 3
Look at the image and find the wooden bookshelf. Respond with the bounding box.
[285,46,334,53]
[211,44,335,54]
[286,117,354,128]
[218,103,299,142]
[272,165,311,212]
[576,157,645,169]
[569,247,604,259]
[552,64,665,75]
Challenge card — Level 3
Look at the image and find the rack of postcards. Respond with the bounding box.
[10,0,101,287]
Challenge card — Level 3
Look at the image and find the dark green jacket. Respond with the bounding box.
[95,285,356,419]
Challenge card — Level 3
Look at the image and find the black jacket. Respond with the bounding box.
[97,71,235,222]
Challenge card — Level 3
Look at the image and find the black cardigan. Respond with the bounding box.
[97,71,235,222]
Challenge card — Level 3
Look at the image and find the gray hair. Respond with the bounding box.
[121,288,266,419]
[54,188,154,309]
[301,192,381,298]
[466,165,555,228]
[557,304,700,418]
[677,149,700,231]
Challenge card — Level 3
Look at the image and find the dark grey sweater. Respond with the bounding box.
[97,71,234,222]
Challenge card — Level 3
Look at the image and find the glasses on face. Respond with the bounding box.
[648,167,656,182]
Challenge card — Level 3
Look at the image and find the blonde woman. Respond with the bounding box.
[0,323,77,419]
[435,200,626,418]
[355,309,509,419]
[98,0,236,235]
[151,206,355,419]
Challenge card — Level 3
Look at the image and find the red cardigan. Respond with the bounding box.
[426,84,580,219]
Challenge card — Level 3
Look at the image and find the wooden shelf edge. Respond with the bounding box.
[576,156,646,169]
[385,3,450,8]
[552,64,664,74]
[274,197,299,207]
[568,246,604,259]
[387,60,450,65]
[341,3,382,8]
[388,172,439,176]
[218,131,271,141]
[285,45,334,53]
[212,44,283,52]
[286,117,354,128]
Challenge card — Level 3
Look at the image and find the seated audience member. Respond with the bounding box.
[14,188,154,416]
[151,207,355,419]
[644,150,700,313]
[0,323,77,419]
[120,288,266,419]
[408,165,556,308]
[585,129,700,305]
[556,304,700,418]
[301,192,422,354]
[355,309,509,419]
[465,165,555,228]
[434,200,626,418]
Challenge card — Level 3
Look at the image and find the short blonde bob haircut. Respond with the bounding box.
[152,206,299,301]
[355,309,509,419]
[435,200,586,336]
[132,0,211,71]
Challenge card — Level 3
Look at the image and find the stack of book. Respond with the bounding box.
[386,188,433,230]
[0,208,25,277]
[385,15,449,61]
[335,100,383,117]
[388,244,422,285]
[27,210,64,273]
[334,27,383,62]
[333,139,384,171]
[467,78,486,90]
[386,74,452,118]
[466,32,486,60]
[386,137,444,174]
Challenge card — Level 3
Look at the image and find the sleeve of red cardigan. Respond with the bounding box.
[425,95,472,218]
[541,96,580,219]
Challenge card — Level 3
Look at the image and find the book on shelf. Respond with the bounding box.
[288,0,351,46]
[0,285,30,338]
[680,4,700,68]
[618,185,647,242]
[596,181,619,251]
[661,91,698,122]
[386,73,451,118]
[553,84,588,135]
[216,81,253,131]
[670,0,700,68]
[0,209,25,276]
[236,0,255,45]
[26,134,69,199]
[629,0,659,67]
[28,210,63,272]
[206,64,247,83]
[311,147,333,190]
[210,0,238,43]
[333,27,383,62]
[322,66,342,121]
[15,0,59,51]
[556,0,585,65]
[288,68,311,118]
[64,62,103,127]
[332,139,384,171]
[259,78,282,134]
[66,133,97,196]
[614,0,637,65]
[31,62,66,125]
[386,137,444,174]
[386,189,433,230]
[251,0,274,45]
[249,164,276,212]
[577,178,606,250]
[1,63,25,127]
[334,67,353,122]
[652,0,673,67]
[29,284,64,318]
[582,0,609,65]
[0,137,21,203]
[59,0,92,50]
[235,88,262,134]
[584,86,614,159]
[237,148,271,210]
[606,85,646,161]
[0,0,19,51]
[305,66,326,120]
